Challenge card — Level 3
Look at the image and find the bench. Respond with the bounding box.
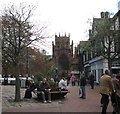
[33,87,70,100]
[50,88,70,99]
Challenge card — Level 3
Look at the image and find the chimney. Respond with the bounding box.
[105,12,109,18]
[89,30,92,36]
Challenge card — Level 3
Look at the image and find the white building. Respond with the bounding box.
[81,11,120,84]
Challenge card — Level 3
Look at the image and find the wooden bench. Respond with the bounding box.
[50,88,70,99]
[33,87,70,100]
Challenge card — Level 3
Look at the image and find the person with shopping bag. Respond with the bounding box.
[79,73,87,99]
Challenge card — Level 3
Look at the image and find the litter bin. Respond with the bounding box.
[20,79,26,88]
[10,80,16,85]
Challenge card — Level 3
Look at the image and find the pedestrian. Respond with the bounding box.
[100,73,105,107]
[111,75,120,114]
[37,78,52,103]
[89,72,95,89]
[80,73,87,99]
[112,75,120,91]
[99,70,114,114]
[70,74,76,86]
[77,76,80,86]
[58,77,67,90]
[54,75,59,86]
[24,79,36,98]
[4,76,8,85]
[25,76,30,88]
[66,74,70,86]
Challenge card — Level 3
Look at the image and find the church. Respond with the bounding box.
[52,33,81,77]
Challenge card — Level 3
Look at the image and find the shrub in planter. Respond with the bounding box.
[47,79,57,88]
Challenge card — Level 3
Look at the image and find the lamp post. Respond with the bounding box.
[26,47,29,77]
[77,50,81,86]
[55,67,58,86]
[55,67,58,76]
[78,45,81,75]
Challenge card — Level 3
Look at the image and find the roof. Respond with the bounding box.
[112,10,120,20]
[79,41,90,52]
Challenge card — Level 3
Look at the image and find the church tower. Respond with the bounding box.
[52,33,73,74]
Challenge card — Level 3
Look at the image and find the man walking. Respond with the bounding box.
[99,70,114,114]
[80,73,87,99]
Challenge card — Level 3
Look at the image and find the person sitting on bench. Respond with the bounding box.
[58,77,68,91]
[24,79,36,98]
[37,78,51,103]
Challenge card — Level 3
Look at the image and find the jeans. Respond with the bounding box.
[80,86,86,98]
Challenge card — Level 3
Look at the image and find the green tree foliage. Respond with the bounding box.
[90,18,120,72]
[34,72,44,82]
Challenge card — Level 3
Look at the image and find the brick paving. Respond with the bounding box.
[2,84,113,112]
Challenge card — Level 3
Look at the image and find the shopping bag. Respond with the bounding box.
[79,88,81,95]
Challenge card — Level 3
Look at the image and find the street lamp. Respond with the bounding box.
[26,47,29,77]
[56,67,58,76]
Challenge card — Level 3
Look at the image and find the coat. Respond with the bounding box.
[89,74,94,83]
[99,74,114,96]
[58,79,66,89]
[70,75,76,82]
[37,82,50,91]
[80,77,86,86]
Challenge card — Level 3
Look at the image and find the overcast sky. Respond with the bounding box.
[0,0,119,54]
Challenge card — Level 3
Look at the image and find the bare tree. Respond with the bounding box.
[2,3,48,101]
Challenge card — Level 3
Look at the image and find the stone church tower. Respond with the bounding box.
[52,33,73,75]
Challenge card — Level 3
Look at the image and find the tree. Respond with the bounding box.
[27,47,56,81]
[90,18,120,72]
[2,3,48,102]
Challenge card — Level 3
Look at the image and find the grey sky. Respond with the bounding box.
[0,0,119,54]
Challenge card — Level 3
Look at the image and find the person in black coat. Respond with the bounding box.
[89,72,95,89]
[80,73,87,99]
[37,78,51,103]
[24,79,36,98]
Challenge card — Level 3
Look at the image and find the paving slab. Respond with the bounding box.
[2,85,113,113]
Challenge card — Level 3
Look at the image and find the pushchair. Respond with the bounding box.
[111,91,120,114]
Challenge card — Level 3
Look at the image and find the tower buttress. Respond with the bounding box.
[52,41,54,58]
[71,40,73,57]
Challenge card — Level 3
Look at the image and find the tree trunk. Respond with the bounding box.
[14,61,21,102]
[108,58,112,74]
